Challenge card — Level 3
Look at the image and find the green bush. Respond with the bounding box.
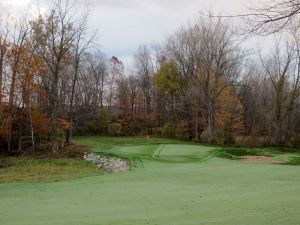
[97,109,109,134]
[285,157,300,165]
[159,121,189,140]
[176,130,190,141]
[224,133,235,146]
[289,133,300,148]
[87,121,98,134]
[123,119,143,136]
[213,129,226,145]
[223,122,236,146]
[108,123,122,136]
[160,121,177,138]
[200,130,209,143]
[236,135,267,148]
[200,129,235,146]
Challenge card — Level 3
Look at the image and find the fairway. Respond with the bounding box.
[0,137,300,225]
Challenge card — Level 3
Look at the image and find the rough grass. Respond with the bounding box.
[0,158,101,183]
[0,137,300,225]
[284,156,300,165]
[214,147,300,164]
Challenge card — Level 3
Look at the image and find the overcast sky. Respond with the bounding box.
[89,0,250,68]
[1,0,265,68]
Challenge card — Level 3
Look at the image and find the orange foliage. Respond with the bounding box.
[216,86,244,133]
[31,108,50,136]
[57,118,71,130]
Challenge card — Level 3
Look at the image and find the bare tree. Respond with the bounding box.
[66,6,93,144]
[167,15,243,143]
[90,51,108,109]
[128,75,139,119]
[107,56,123,118]
[259,40,294,145]
[134,45,154,135]
[245,0,300,34]
[0,26,9,103]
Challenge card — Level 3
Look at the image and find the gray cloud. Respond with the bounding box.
[90,0,246,10]
[88,0,254,67]
[90,0,198,9]
[1,0,265,68]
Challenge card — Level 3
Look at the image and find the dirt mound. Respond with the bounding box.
[240,156,282,164]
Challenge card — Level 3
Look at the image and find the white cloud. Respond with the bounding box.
[0,0,47,23]
[0,0,31,7]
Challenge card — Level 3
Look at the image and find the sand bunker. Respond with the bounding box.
[240,156,282,164]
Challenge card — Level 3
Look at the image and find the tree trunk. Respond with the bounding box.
[195,116,199,141]
[131,99,135,119]
[7,123,12,153]
[50,99,58,152]
[28,97,35,151]
[100,74,104,108]
[7,69,17,152]
[66,61,79,144]
[18,131,22,152]
[50,68,59,152]
[0,57,3,103]
[207,100,213,144]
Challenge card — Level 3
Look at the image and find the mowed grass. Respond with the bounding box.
[0,136,300,225]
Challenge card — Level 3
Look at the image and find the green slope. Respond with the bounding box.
[0,136,299,225]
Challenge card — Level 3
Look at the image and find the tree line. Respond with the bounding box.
[1,0,300,153]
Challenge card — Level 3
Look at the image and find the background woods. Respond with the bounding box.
[1,0,300,153]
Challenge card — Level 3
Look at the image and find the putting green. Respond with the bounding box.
[0,137,300,225]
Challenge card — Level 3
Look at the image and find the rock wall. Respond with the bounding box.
[83,153,130,173]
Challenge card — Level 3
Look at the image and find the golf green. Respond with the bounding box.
[0,137,299,225]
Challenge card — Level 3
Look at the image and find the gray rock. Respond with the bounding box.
[83,152,130,173]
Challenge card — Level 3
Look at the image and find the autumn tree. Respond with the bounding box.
[215,86,244,145]
[32,0,83,151]
[155,61,183,120]
[7,22,30,152]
